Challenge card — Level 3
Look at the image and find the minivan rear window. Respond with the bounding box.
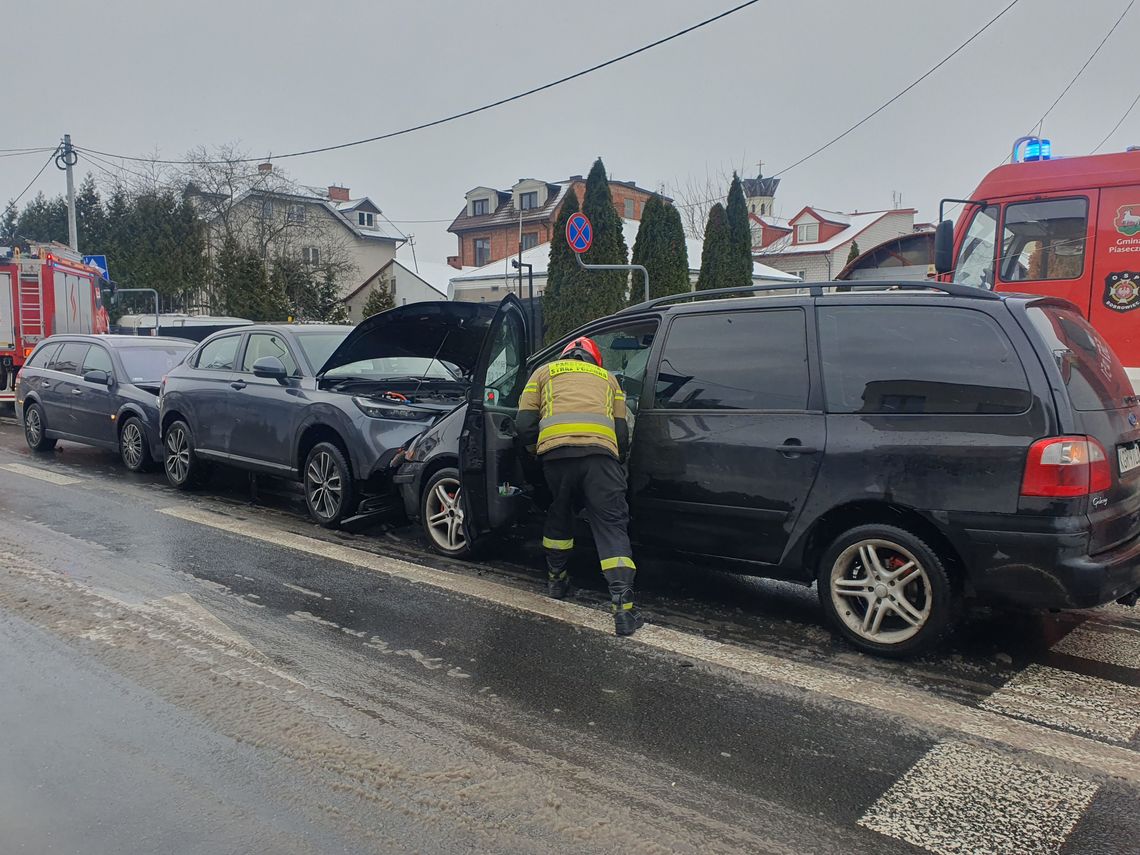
[1026,305,1133,411]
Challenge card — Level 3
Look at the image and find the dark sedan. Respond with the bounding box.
[158,310,500,528]
[16,335,195,470]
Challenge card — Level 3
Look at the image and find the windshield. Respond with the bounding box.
[323,356,462,381]
[295,331,351,371]
[118,345,193,383]
[1027,305,1133,411]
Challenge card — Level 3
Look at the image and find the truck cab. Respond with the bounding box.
[936,140,1140,388]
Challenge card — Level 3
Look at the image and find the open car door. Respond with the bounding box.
[459,295,530,540]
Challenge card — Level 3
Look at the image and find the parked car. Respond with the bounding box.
[158,311,501,527]
[15,335,195,471]
[395,286,1140,656]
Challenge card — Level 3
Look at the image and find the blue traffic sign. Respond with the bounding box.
[83,255,110,281]
[566,213,593,254]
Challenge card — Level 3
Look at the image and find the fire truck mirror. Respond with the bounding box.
[934,220,954,275]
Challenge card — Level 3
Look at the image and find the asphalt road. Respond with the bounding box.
[0,413,1137,854]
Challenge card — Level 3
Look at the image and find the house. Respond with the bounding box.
[447,176,665,269]
[448,219,799,303]
[186,164,406,305]
[835,228,937,281]
[343,258,467,321]
[755,206,918,282]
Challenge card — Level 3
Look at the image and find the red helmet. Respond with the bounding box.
[561,336,603,366]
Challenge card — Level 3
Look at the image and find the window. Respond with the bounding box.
[484,311,527,407]
[118,345,193,382]
[82,346,114,376]
[796,222,819,243]
[1027,305,1132,411]
[472,198,489,216]
[295,331,351,372]
[26,343,60,369]
[999,198,1088,282]
[952,205,999,288]
[519,191,539,210]
[302,246,321,266]
[624,199,636,219]
[583,322,658,410]
[195,335,240,371]
[357,211,375,227]
[761,203,767,216]
[818,306,1031,415]
[286,203,306,224]
[474,238,491,267]
[49,343,90,375]
[242,332,298,375]
[655,310,809,410]
[521,232,539,251]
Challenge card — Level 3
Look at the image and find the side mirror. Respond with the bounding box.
[252,356,288,382]
[83,369,111,386]
[934,220,955,275]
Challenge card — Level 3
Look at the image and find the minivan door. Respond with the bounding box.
[459,295,530,539]
[630,306,825,566]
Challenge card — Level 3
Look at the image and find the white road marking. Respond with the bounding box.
[282,582,325,598]
[0,462,82,486]
[980,663,1140,744]
[157,504,1140,783]
[156,592,258,653]
[859,741,1098,855]
[1053,622,1140,670]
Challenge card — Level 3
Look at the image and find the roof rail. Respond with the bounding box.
[618,279,1001,314]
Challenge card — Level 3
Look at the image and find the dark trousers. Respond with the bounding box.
[541,453,635,578]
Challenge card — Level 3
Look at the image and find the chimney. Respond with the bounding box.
[257,162,272,175]
[327,185,351,202]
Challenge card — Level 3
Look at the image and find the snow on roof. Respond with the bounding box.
[809,208,851,226]
[394,259,470,296]
[754,215,791,230]
[757,211,895,256]
[451,219,799,283]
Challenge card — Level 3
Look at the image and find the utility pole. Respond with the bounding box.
[58,134,79,252]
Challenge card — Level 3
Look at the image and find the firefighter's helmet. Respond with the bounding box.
[560,336,603,366]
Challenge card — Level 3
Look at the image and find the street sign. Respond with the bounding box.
[83,255,110,281]
[566,213,593,254]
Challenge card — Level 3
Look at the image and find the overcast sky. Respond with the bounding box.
[5,0,1139,265]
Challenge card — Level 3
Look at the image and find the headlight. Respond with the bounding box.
[353,395,433,421]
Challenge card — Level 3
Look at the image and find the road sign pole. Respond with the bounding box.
[575,254,650,303]
[565,211,650,303]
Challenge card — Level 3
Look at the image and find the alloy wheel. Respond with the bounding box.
[829,539,932,646]
[425,478,465,552]
[122,422,144,469]
[25,408,41,446]
[306,451,343,522]
[165,427,190,484]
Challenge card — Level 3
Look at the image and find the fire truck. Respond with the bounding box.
[0,242,109,403]
[935,137,1140,388]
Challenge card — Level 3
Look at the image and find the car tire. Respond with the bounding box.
[22,402,56,452]
[119,416,151,472]
[816,523,959,658]
[304,442,356,528]
[421,467,470,558]
[164,420,207,490]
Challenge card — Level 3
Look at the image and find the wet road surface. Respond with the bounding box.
[0,414,1137,854]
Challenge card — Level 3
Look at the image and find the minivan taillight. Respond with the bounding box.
[1021,436,1112,497]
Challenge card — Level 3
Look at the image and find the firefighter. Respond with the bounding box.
[516,336,642,636]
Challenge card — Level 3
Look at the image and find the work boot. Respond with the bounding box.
[547,568,571,600]
[604,566,643,637]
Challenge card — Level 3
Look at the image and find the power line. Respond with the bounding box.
[1030,0,1134,136]
[0,146,55,154]
[74,0,764,167]
[4,148,60,213]
[770,0,1022,178]
[1093,90,1140,153]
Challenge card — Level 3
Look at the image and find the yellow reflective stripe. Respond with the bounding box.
[539,413,613,430]
[548,360,610,380]
[542,537,574,550]
[523,383,538,393]
[600,556,636,570]
[538,423,617,444]
[614,391,626,401]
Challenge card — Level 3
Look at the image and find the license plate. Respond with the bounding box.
[1118,443,1140,474]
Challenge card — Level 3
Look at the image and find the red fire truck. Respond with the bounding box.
[0,242,109,403]
[935,138,1140,388]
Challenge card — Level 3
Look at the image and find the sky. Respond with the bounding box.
[5,0,1139,267]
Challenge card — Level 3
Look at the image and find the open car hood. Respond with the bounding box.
[318,301,499,378]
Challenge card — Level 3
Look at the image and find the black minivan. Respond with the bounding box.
[396,285,1140,656]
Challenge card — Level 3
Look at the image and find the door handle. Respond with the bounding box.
[72,388,83,395]
[777,439,818,456]
[230,381,247,390]
[41,382,52,389]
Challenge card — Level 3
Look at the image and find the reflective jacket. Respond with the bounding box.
[516,359,629,460]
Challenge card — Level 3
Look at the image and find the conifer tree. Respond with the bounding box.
[542,191,582,344]
[578,158,629,317]
[696,203,733,291]
[846,240,861,266]
[631,195,689,304]
[725,172,753,284]
[361,285,395,318]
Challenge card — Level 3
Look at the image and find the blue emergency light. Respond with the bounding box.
[1024,138,1052,162]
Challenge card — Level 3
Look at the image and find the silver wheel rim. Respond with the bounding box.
[425,477,465,552]
[165,427,190,483]
[25,408,41,445]
[122,422,144,469]
[830,539,932,645]
[306,451,343,521]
